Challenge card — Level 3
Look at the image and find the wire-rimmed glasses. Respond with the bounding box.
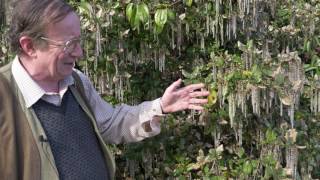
[40,36,82,53]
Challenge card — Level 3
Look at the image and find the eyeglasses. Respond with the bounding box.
[40,36,82,53]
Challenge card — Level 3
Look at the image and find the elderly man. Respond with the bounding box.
[0,0,208,179]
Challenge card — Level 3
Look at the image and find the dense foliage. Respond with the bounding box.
[1,0,320,179]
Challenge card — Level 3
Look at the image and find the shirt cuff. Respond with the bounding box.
[139,98,165,136]
[151,98,166,116]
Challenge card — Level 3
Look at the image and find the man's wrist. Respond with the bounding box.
[159,97,168,114]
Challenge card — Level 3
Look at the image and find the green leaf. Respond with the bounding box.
[207,2,213,11]
[79,1,94,18]
[237,147,245,158]
[126,3,140,29]
[187,163,201,171]
[182,69,192,78]
[304,40,311,52]
[112,2,120,9]
[132,11,141,28]
[208,88,217,106]
[155,24,164,34]
[237,41,246,52]
[274,74,285,85]
[247,40,253,49]
[243,161,253,175]
[167,9,176,21]
[185,0,193,7]
[155,8,168,27]
[266,129,277,144]
[251,65,262,83]
[137,3,149,23]
[126,3,134,23]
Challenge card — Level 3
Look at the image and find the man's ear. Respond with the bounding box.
[19,36,37,57]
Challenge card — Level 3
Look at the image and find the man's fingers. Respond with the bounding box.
[184,83,205,92]
[189,98,208,104]
[188,104,205,111]
[189,91,209,98]
[166,79,182,92]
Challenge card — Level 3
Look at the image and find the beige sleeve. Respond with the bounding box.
[76,70,164,144]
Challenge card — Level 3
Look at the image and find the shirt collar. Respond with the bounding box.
[11,56,75,108]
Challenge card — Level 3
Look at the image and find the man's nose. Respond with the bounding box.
[70,43,83,58]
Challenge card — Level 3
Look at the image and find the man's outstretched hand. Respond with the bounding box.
[160,79,209,113]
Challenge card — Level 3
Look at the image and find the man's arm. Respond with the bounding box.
[76,70,163,144]
[76,70,208,144]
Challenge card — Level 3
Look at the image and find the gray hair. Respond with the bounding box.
[9,0,74,55]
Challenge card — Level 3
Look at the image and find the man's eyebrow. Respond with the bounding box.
[59,36,81,42]
[70,36,81,40]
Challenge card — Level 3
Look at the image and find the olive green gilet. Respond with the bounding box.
[0,62,116,180]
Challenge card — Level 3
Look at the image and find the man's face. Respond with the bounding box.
[35,12,83,81]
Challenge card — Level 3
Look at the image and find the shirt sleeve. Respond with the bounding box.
[76,70,164,144]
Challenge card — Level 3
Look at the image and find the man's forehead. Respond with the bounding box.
[45,12,81,38]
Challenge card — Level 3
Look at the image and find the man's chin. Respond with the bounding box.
[58,70,73,79]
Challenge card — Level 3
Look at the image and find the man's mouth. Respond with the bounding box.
[64,62,74,66]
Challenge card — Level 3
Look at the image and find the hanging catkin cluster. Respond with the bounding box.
[277,50,305,127]
[285,146,299,179]
[251,86,261,117]
[310,76,320,113]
